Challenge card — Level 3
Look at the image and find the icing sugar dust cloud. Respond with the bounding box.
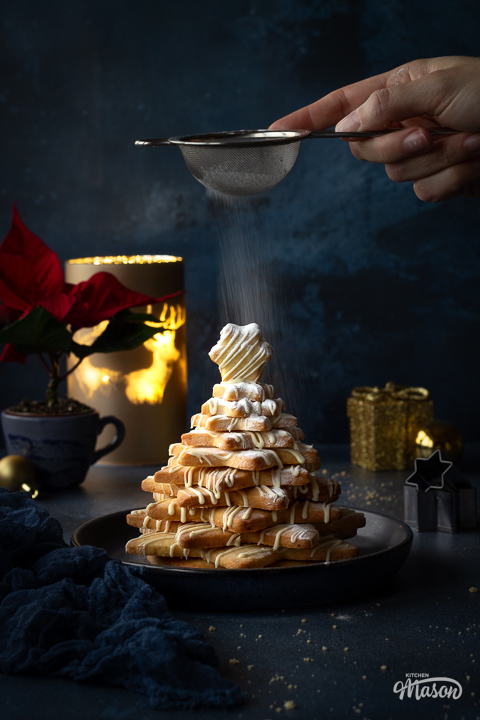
[210,191,308,425]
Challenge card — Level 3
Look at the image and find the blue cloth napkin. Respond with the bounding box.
[0,488,243,710]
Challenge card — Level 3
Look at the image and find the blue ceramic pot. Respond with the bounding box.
[1,409,125,490]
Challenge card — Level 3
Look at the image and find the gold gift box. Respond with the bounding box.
[347,382,434,471]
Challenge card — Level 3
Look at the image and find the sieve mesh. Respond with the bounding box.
[178,141,301,195]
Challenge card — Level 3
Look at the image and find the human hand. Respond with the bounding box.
[270,56,480,202]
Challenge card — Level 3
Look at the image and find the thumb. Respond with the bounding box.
[335,70,457,132]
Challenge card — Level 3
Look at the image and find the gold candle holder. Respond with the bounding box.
[65,255,186,465]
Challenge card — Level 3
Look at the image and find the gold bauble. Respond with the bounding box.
[415,420,464,464]
[0,455,38,496]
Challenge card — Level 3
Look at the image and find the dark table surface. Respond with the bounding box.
[1,445,479,720]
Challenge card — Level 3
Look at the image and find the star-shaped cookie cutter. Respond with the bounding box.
[404,450,477,533]
[405,450,453,493]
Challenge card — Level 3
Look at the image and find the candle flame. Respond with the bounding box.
[71,303,185,405]
[67,255,182,265]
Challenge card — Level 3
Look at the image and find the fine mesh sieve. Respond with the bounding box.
[135,128,458,196]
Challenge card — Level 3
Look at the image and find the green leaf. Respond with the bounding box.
[70,313,164,359]
[0,307,72,354]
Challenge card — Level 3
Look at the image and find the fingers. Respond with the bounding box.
[349,127,434,164]
[351,130,480,173]
[336,70,459,132]
[346,124,480,202]
[269,61,430,131]
[385,133,480,184]
[269,57,471,133]
[350,130,480,201]
[269,70,392,131]
[413,157,480,202]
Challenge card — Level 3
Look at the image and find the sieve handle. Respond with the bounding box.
[308,128,459,138]
[135,138,172,146]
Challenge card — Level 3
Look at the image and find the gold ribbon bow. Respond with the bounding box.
[352,382,429,403]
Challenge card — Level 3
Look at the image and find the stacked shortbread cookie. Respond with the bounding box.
[126,323,365,569]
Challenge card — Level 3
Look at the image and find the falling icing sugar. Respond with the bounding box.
[211,192,302,417]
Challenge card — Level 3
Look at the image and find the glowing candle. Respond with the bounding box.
[65,256,186,465]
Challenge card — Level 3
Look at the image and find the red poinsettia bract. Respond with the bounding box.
[0,205,181,363]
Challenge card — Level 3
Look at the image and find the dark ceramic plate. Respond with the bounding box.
[72,508,413,611]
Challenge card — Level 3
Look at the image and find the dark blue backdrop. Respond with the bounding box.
[1,0,479,444]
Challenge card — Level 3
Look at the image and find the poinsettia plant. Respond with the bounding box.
[0,206,182,408]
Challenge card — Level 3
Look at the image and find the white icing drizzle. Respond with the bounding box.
[199,508,216,526]
[293,485,309,497]
[137,531,175,555]
[146,500,160,514]
[237,547,268,559]
[262,383,274,399]
[160,484,175,497]
[252,431,265,449]
[289,525,312,544]
[222,506,242,530]
[271,469,281,487]
[183,466,196,486]
[257,485,285,500]
[284,448,305,464]
[229,432,244,448]
[258,524,291,551]
[218,381,275,402]
[223,382,239,401]
[173,523,213,549]
[289,502,298,525]
[184,448,215,466]
[209,323,272,383]
[191,488,205,505]
[313,537,344,562]
[208,398,218,415]
[263,399,277,415]
[258,528,267,545]
[324,502,331,523]
[172,466,238,495]
[272,525,290,551]
[259,449,284,469]
[207,545,242,568]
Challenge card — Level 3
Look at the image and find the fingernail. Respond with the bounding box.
[464,133,480,153]
[336,110,360,133]
[402,129,430,154]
